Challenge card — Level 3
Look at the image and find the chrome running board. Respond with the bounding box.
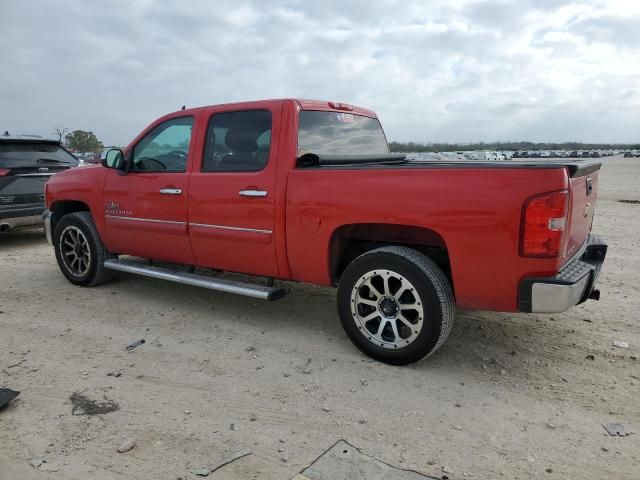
[103,259,285,301]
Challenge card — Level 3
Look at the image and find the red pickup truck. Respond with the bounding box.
[43,99,607,364]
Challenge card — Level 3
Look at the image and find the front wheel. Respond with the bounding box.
[337,246,455,365]
[53,211,115,287]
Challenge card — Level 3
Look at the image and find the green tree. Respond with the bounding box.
[65,130,104,152]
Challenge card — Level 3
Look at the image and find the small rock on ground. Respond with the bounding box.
[117,439,136,453]
[39,463,60,472]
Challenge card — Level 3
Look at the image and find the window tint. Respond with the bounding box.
[0,142,78,167]
[131,116,193,172]
[298,111,389,156]
[202,110,272,172]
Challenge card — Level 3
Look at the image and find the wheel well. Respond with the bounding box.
[51,200,90,232]
[329,224,452,285]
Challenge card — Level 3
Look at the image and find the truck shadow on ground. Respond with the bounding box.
[106,271,585,387]
[0,229,46,248]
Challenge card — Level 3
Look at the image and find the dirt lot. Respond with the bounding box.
[1,155,638,480]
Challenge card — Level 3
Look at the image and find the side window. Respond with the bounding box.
[202,110,272,172]
[131,116,193,172]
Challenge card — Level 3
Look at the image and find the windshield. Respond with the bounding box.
[298,111,389,156]
[0,142,78,167]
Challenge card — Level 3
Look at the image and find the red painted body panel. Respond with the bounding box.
[102,170,193,263]
[45,98,598,313]
[43,163,109,238]
[285,166,572,311]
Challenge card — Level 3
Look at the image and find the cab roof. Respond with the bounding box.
[173,99,378,119]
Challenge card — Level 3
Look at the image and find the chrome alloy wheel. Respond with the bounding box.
[350,269,424,349]
[59,226,91,277]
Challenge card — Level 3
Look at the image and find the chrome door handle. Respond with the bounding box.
[159,188,182,195]
[239,189,268,197]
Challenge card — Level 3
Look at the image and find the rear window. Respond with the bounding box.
[297,111,389,156]
[0,142,78,167]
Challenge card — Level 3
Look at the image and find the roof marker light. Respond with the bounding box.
[328,102,353,111]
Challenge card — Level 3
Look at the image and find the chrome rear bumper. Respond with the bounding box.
[519,234,607,313]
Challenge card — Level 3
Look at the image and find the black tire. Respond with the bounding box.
[337,246,455,365]
[53,211,115,287]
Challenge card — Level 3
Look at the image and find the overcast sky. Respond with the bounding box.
[1,0,638,145]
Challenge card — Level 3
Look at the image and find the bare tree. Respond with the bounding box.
[53,127,69,143]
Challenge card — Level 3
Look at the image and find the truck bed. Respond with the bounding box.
[287,157,601,311]
[299,153,602,178]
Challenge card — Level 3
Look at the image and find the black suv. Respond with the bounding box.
[0,134,78,233]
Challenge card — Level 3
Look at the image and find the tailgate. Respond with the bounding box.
[564,163,600,260]
[0,166,67,206]
[1,142,77,206]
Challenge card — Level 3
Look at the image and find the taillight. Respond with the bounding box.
[520,190,568,258]
[0,168,9,176]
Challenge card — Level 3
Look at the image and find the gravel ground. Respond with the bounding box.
[1,155,638,480]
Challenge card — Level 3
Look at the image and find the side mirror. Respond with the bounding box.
[100,148,126,170]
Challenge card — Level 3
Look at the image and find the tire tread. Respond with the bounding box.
[359,246,455,356]
[338,245,455,363]
[55,211,114,286]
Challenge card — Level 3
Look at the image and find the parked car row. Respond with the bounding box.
[73,151,101,164]
[416,149,632,162]
[513,150,621,159]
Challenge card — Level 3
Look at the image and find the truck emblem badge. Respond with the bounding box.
[104,200,132,217]
[0,196,15,204]
[38,167,49,173]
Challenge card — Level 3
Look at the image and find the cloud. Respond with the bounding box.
[0,0,638,144]
[569,14,640,48]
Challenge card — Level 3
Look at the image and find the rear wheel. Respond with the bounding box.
[337,246,455,365]
[54,211,114,286]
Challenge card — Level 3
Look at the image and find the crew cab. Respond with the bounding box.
[43,99,607,364]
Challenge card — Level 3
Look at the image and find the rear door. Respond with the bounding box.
[102,115,198,264]
[187,105,281,277]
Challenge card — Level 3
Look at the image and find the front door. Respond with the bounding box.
[102,115,197,265]
[188,106,281,277]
